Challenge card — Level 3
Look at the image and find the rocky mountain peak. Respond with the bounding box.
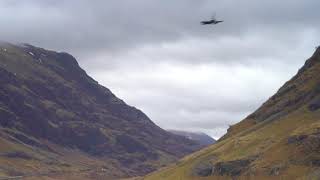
[0,43,203,178]
[315,45,320,54]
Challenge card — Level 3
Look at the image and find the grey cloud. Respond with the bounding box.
[90,60,301,138]
[0,0,319,138]
[1,0,319,55]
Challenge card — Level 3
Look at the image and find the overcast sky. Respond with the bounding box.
[1,0,319,139]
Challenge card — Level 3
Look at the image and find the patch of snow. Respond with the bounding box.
[28,52,34,56]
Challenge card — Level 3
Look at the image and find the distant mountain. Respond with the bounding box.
[0,43,201,179]
[168,130,216,146]
[145,47,320,180]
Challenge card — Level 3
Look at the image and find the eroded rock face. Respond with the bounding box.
[287,135,309,144]
[288,133,320,152]
[212,159,252,176]
[0,151,34,160]
[269,165,285,176]
[308,95,320,111]
[193,157,255,177]
[300,134,320,153]
[288,133,320,168]
[193,161,213,177]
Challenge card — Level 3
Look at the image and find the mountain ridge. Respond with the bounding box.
[144,46,320,179]
[167,130,216,146]
[0,42,202,179]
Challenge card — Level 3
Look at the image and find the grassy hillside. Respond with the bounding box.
[144,48,320,180]
[0,42,201,179]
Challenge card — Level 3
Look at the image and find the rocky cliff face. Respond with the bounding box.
[145,47,320,180]
[0,43,200,179]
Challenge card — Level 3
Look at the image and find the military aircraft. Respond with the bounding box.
[201,14,223,25]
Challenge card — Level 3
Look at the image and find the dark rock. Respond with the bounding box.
[0,151,33,160]
[308,96,320,111]
[288,133,320,153]
[193,161,213,177]
[269,166,283,176]
[212,158,254,176]
[288,135,308,144]
[311,160,320,167]
[302,134,320,152]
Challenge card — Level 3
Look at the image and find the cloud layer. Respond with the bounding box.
[1,0,319,138]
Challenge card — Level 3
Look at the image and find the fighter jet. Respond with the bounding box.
[201,14,223,25]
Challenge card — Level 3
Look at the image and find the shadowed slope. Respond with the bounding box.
[0,43,201,179]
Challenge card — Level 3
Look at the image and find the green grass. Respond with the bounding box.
[144,106,320,180]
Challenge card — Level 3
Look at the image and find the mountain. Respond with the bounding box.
[168,130,216,147]
[144,47,320,180]
[0,42,202,179]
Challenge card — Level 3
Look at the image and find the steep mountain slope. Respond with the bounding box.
[0,42,201,179]
[144,47,320,180]
[168,130,216,147]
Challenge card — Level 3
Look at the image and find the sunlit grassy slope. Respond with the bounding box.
[144,48,320,180]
